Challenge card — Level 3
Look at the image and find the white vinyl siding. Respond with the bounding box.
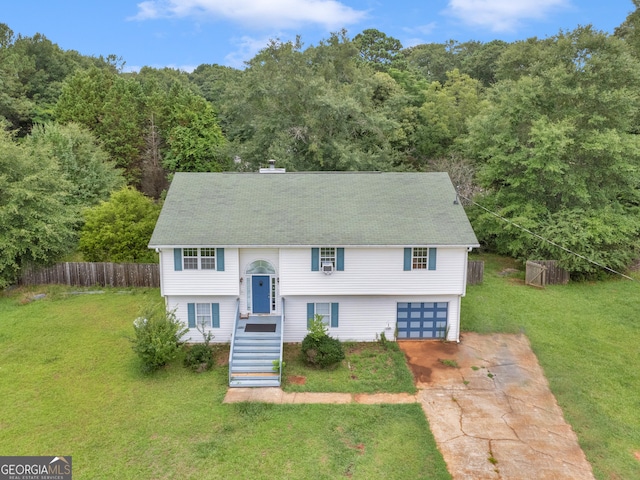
[166,295,236,343]
[159,248,240,296]
[280,247,468,296]
[283,295,460,342]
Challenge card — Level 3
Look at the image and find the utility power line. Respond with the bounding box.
[458,193,636,282]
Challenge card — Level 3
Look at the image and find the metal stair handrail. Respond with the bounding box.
[279,297,285,384]
[228,298,240,386]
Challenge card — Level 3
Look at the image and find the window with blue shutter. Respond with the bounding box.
[307,303,315,328]
[331,303,339,328]
[311,248,319,271]
[404,248,412,271]
[336,248,344,271]
[177,248,225,270]
[174,248,183,271]
[187,303,195,328]
[211,303,220,328]
[308,303,338,328]
[189,303,219,328]
[216,248,225,271]
[428,248,437,270]
[405,247,437,270]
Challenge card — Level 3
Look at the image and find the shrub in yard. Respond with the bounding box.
[183,321,215,372]
[131,303,187,372]
[183,343,215,372]
[301,314,345,368]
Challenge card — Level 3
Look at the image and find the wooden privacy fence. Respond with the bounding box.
[19,262,160,288]
[525,260,570,287]
[467,260,484,285]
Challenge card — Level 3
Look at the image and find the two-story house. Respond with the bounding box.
[148,169,479,386]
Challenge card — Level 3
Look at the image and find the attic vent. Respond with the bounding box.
[259,159,286,174]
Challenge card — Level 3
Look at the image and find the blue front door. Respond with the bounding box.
[252,275,270,313]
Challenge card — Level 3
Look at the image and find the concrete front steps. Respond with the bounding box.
[229,333,281,387]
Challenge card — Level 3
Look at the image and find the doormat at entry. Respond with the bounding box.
[245,323,277,333]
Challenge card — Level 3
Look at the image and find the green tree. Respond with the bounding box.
[353,28,404,70]
[57,66,227,186]
[416,69,485,159]
[220,33,407,171]
[56,67,147,183]
[78,187,160,263]
[459,40,508,86]
[464,27,640,275]
[403,40,462,84]
[0,124,77,287]
[189,63,242,106]
[159,82,227,172]
[614,0,640,56]
[26,122,124,207]
[0,24,35,132]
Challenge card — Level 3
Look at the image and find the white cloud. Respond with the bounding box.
[130,0,367,30]
[403,22,437,36]
[446,0,569,32]
[224,35,276,69]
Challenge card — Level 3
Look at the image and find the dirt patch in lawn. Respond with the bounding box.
[287,375,307,385]
[398,340,460,385]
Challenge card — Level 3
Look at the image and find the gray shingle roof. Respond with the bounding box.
[149,172,479,247]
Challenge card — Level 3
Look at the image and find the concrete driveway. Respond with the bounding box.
[400,334,595,480]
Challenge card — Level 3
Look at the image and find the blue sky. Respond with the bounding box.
[3,1,635,71]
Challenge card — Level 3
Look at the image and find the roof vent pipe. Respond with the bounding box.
[259,159,286,174]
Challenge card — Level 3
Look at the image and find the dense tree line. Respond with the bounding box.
[2,1,640,283]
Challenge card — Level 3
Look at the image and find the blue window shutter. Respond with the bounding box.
[307,303,315,328]
[174,248,183,271]
[216,248,225,271]
[336,248,344,271]
[428,248,437,270]
[404,248,412,271]
[331,303,339,328]
[211,303,220,328]
[311,248,319,271]
[187,303,195,328]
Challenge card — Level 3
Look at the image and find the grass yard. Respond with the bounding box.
[282,341,416,394]
[462,255,640,480]
[0,286,449,480]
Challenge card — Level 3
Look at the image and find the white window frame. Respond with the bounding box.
[183,248,216,270]
[196,303,212,328]
[320,247,336,268]
[412,247,429,270]
[315,302,331,327]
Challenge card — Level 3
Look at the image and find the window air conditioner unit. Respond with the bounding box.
[321,262,334,275]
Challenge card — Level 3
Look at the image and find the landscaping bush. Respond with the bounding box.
[301,314,345,368]
[183,343,215,372]
[131,303,187,372]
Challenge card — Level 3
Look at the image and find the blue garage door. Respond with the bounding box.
[397,302,448,339]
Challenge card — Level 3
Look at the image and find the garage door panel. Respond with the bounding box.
[397,302,448,339]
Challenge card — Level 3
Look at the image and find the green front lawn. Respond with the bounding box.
[282,341,416,394]
[0,287,448,479]
[463,255,640,480]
